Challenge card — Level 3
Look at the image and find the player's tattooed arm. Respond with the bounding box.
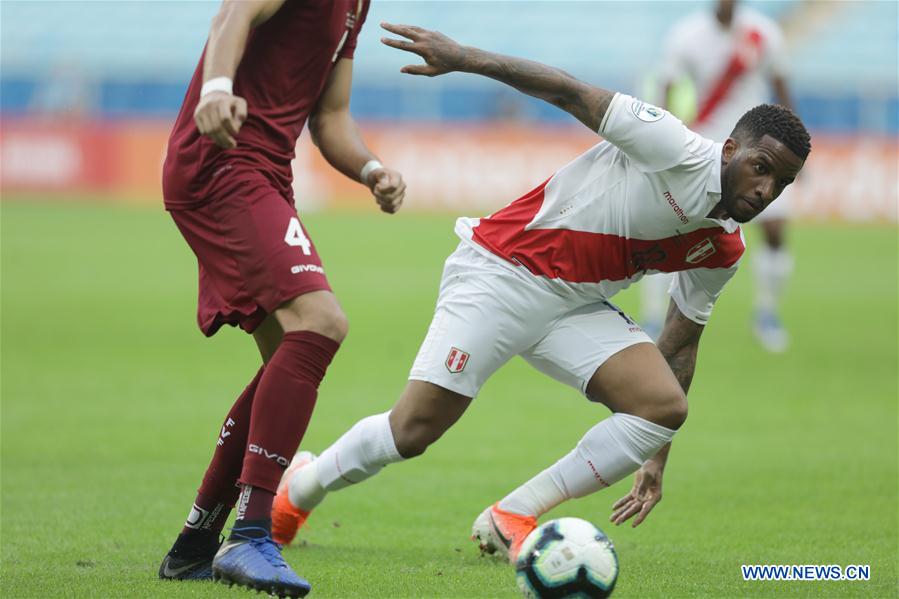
[194,0,286,148]
[656,301,704,394]
[612,303,702,528]
[380,23,614,131]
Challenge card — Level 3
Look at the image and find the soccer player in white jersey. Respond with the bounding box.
[642,0,797,351]
[270,23,810,561]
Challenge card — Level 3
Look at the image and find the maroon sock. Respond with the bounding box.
[180,367,264,536]
[234,484,276,523]
[238,331,340,494]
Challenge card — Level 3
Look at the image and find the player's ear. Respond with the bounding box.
[722,138,739,161]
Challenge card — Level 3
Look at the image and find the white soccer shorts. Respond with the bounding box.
[409,243,653,398]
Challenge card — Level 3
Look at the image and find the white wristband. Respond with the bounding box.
[360,160,383,183]
[201,76,233,98]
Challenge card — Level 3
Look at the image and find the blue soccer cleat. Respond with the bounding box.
[212,527,311,598]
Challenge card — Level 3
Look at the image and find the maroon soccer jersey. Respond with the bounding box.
[162,0,370,209]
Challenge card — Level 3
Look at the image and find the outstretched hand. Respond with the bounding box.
[380,22,467,77]
[610,461,664,528]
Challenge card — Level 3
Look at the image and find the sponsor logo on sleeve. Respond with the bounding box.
[291,264,325,275]
[685,238,717,264]
[445,347,470,374]
[631,100,665,122]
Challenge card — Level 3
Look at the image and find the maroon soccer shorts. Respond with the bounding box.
[169,171,331,337]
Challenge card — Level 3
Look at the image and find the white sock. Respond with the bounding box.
[289,412,403,510]
[753,246,793,313]
[498,413,676,517]
[287,463,326,511]
[497,468,568,517]
[315,412,404,490]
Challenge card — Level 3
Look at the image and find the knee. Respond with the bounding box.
[280,299,349,343]
[653,389,688,430]
[317,309,349,343]
[628,387,688,430]
[391,415,442,459]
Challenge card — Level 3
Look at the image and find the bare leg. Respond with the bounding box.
[389,380,472,457]
[586,342,687,430]
[252,314,283,363]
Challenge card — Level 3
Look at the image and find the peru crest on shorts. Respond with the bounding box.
[445,347,470,374]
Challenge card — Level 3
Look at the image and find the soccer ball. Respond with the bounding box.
[515,517,619,598]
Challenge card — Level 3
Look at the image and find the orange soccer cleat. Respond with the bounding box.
[471,502,538,563]
[271,451,315,546]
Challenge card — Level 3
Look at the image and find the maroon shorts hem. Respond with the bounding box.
[198,280,332,337]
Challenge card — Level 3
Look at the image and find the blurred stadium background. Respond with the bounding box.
[2,0,897,219]
[2,1,897,598]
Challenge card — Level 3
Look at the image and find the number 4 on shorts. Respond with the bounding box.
[285,217,312,255]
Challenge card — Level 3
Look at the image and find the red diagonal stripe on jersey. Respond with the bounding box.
[471,180,744,283]
[694,28,763,127]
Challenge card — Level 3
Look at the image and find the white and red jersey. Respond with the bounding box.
[660,6,788,140]
[455,92,745,325]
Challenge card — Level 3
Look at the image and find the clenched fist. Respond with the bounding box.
[194,91,248,149]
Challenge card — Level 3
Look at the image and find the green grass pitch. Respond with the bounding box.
[1,199,896,598]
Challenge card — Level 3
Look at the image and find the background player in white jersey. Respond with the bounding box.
[642,0,797,352]
[270,23,810,560]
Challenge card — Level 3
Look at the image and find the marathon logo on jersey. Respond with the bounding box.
[631,100,664,123]
[291,264,325,275]
[685,238,717,264]
[664,191,689,224]
[248,444,290,467]
[445,347,470,374]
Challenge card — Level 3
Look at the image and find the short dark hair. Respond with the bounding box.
[732,104,811,160]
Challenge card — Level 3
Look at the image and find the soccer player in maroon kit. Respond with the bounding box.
[157,1,404,596]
